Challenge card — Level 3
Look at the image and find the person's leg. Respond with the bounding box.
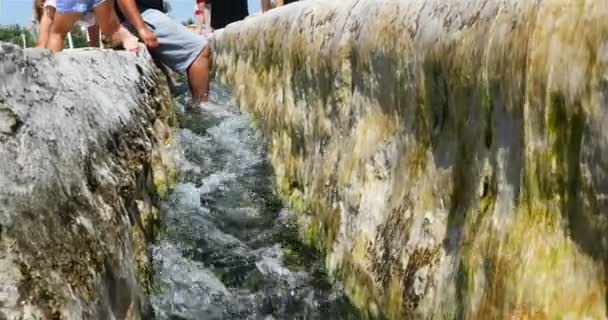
[203,5,213,35]
[47,12,80,52]
[86,25,100,47]
[37,6,56,48]
[93,0,139,50]
[195,11,204,34]
[261,0,271,12]
[187,45,211,102]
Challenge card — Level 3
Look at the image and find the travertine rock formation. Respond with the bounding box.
[0,43,175,319]
[213,0,608,318]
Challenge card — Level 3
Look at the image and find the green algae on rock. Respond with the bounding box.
[213,0,608,318]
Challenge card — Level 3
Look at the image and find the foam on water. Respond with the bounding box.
[150,84,359,319]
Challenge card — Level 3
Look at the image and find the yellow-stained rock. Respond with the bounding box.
[213,0,608,318]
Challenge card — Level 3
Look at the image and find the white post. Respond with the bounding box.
[99,30,104,49]
[67,32,74,49]
[21,33,27,48]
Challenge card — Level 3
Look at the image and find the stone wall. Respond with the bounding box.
[213,0,608,318]
[0,43,175,319]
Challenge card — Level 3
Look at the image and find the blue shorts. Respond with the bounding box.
[56,0,105,14]
[125,9,209,74]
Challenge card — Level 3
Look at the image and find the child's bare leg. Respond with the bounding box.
[261,0,271,12]
[47,12,80,52]
[93,1,139,51]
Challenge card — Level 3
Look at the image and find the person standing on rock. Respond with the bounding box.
[194,0,212,36]
[116,0,212,104]
[45,0,140,52]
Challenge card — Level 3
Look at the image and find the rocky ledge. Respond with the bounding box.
[213,0,608,318]
[0,43,175,319]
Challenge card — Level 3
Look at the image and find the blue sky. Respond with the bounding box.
[0,0,262,26]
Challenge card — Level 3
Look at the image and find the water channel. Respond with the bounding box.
[149,83,360,320]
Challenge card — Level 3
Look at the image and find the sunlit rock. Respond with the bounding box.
[213,0,608,318]
[0,43,176,319]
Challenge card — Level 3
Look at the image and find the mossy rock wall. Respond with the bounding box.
[0,43,176,319]
[213,1,608,318]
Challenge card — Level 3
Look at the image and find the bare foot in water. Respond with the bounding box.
[116,26,140,52]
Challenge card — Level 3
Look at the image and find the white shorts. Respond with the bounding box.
[44,0,97,27]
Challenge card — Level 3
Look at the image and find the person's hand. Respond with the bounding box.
[137,26,159,49]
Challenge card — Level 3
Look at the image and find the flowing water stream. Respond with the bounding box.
[150,83,360,320]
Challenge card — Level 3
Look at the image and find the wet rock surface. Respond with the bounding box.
[213,0,608,318]
[0,43,175,319]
